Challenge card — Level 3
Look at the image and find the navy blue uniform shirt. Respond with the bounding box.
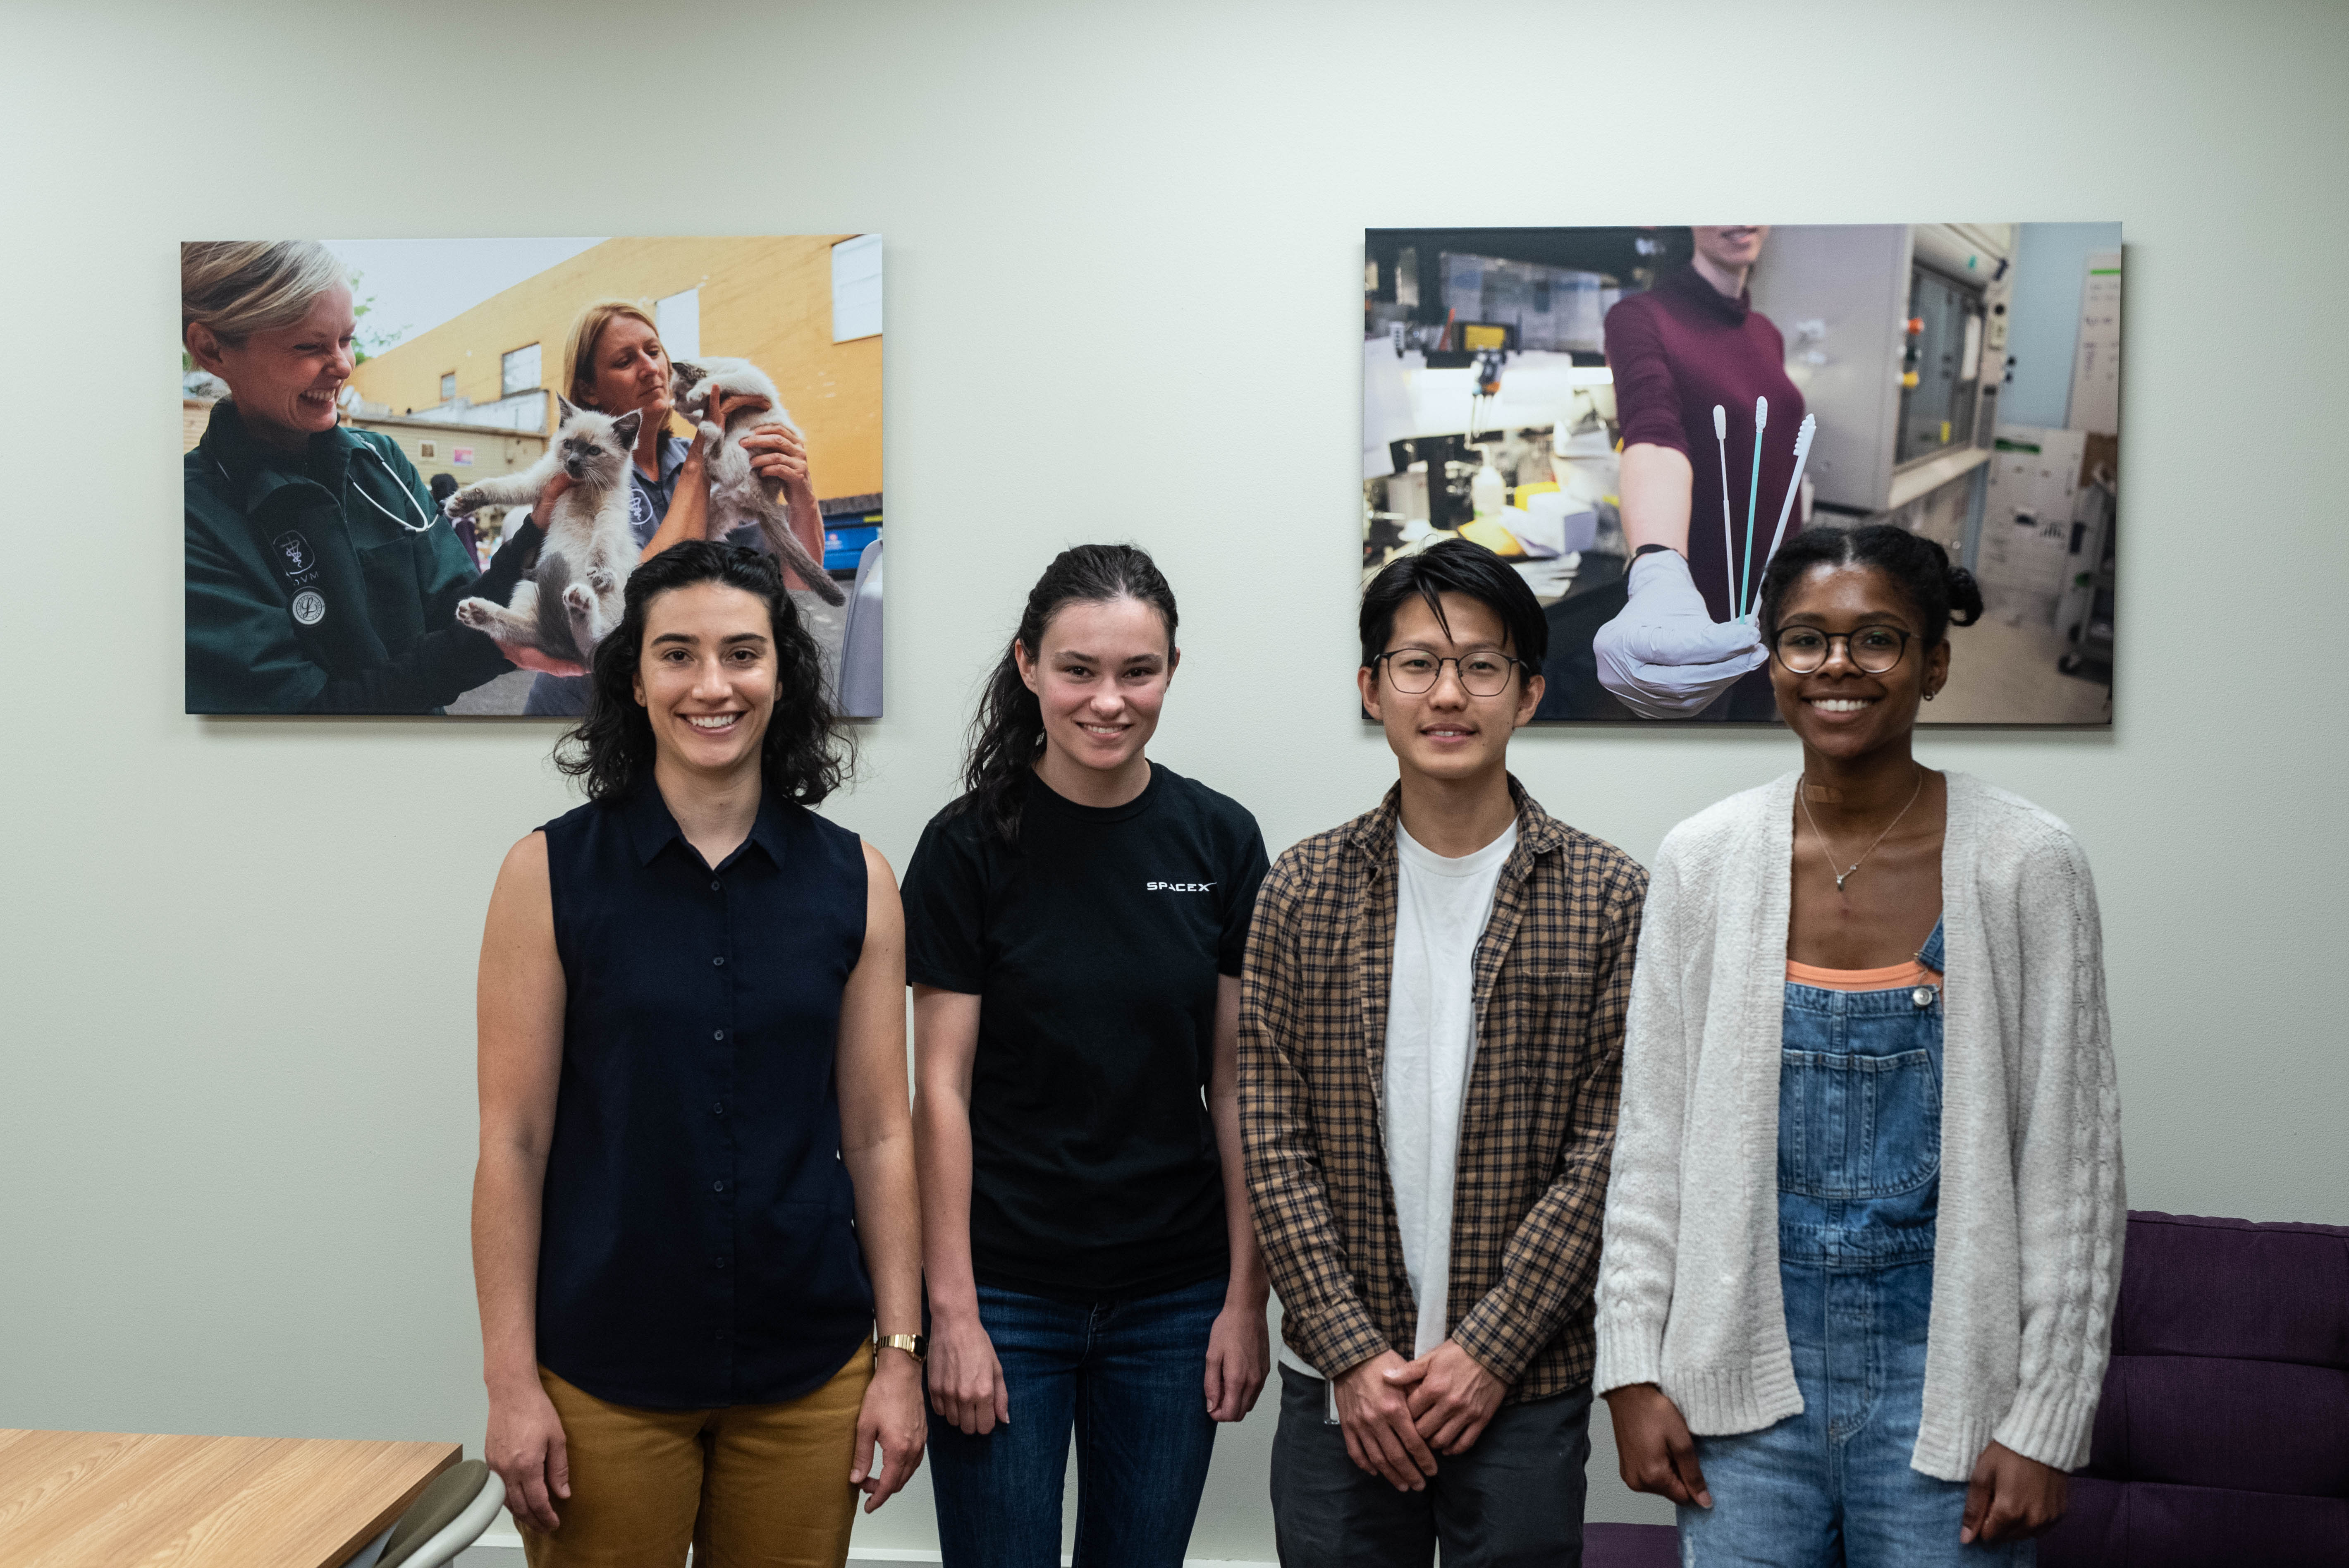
[537,780,873,1408]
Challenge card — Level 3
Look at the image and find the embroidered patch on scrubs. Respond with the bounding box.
[290,590,326,626]
[272,531,314,576]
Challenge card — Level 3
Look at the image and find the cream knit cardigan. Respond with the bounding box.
[1593,770,2125,1481]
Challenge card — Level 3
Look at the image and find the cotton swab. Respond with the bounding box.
[1713,405,1733,609]
[1749,413,1818,620]
[1740,396,1768,626]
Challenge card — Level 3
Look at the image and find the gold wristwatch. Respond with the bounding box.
[876,1333,927,1364]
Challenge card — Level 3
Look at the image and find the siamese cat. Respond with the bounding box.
[669,357,848,605]
[445,399,644,665]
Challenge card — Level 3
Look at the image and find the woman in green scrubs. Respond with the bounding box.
[181,241,566,714]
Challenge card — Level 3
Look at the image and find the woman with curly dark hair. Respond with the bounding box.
[470,540,925,1568]
[902,543,1272,1568]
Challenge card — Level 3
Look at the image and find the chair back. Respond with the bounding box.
[375,1458,506,1568]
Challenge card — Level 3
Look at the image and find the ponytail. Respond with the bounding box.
[952,544,1178,844]
[1758,523,1983,647]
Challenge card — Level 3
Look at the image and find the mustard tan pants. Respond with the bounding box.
[521,1347,871,1568]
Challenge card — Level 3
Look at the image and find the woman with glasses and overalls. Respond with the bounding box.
[1593,523,2127,1566]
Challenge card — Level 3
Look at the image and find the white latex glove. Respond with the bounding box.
[1593,551,1769,720]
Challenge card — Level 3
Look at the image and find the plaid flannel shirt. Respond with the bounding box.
[1240,777,1645,1401]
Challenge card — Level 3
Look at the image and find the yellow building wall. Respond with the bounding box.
[348,237,881,502]
[344,420,545,485]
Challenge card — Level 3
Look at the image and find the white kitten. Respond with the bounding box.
[443,398,644,665]
[669,357,847,606]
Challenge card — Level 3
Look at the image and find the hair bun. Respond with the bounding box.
[1945,564,1985,627]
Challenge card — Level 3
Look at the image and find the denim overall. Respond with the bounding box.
[1678,920,2031,1566]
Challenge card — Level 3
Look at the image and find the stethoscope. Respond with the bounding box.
[353,443,437,534]
[209,437,437,535]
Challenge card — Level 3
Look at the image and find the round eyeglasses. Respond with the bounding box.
[1374,650,1526,697]
[1770,625,1919,676]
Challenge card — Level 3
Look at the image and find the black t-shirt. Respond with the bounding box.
[902,764,1270,1301]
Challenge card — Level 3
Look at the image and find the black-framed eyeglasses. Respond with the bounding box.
[1769,625,1919,676]
[1373,649,1527,697]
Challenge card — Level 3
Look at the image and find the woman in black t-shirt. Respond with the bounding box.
[903,545,1271,1568]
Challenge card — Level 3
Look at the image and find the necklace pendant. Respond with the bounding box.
[1835,871,1850,893]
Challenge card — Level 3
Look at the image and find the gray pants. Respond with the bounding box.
[1269,1365,1591,1568]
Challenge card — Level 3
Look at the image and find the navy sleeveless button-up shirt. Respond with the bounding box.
[537,782,873,1409]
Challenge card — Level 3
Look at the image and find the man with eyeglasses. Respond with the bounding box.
[1240,539,1648,1566]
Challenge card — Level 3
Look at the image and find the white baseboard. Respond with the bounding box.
[464,1525,1274,1568]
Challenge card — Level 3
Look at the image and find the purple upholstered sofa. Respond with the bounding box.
[2041,1210,2349,1566]
[1584,1209,2349,1568]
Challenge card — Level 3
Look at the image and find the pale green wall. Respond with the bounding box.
[2,3,2344,1562]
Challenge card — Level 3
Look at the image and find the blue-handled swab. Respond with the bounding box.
[1713,405,1733,611]
[1749,413,1818,620]
[1740,396,1768,625]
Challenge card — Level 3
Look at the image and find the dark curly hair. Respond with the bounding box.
[1757,523,1985,648]
[555,540,851,805]
[946,543,1177,844]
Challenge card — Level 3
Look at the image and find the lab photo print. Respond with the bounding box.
[1361,224,2121,725]
[182,235,885,717]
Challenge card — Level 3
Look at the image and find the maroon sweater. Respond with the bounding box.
[1605,264,1806,623]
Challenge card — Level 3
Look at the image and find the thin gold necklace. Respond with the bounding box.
[1800,766,1926,894]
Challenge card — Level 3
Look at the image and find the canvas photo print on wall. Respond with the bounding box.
[1362,225,2120,724]
[182,235,885,717]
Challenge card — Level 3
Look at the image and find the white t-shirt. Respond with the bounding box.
[1386,817,1516,1357]
[1279,816,1516,1382]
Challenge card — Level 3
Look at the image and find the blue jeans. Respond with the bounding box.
[927,1275,1224,1568]
[1680,932,2027,1566]
[1677,1262,2029,1567]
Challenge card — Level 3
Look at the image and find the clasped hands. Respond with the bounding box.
[1603,1382,2069,1544]
[1333,1341,1505,1492]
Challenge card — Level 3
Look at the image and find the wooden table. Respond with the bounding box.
[0,1429,458,1568]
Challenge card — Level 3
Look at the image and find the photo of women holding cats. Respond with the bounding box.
[1594,524,2125,1566]
[182,240,566,713]
[472,539,925,1568]
[513,297,829,717]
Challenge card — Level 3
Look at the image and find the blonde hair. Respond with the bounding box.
[563,298,661,410]
[180,241,345,348]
